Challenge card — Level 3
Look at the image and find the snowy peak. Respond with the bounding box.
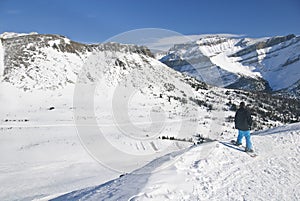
[160,34,300,96]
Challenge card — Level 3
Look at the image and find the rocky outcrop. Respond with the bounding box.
[230,34,296,57]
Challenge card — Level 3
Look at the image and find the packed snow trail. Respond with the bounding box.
[49,123,300,201]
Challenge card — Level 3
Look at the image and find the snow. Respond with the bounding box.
[138,126,300,200]
[0,126,111,201]
[160,36,262,87]
[0,33,299,200]
[2,72,292,201]
[0,81,195,200]
[63,37,71,44]
[48,39,61,47]
[4,44,84,90]
[0,46,202,200]
[0,98,113,200]
[0,39,4,77]
[0,43,234,200]
[161,35,300,91]
[0,32,38,39]
[150,34,243,52]
[0,83,297,200]
[48,123,300,200]
[210,52,262,78]
[255,40,300,90]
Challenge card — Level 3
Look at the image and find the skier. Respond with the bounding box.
[234,102,254,152]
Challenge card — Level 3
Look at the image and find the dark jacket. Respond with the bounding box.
[235,107,252,131]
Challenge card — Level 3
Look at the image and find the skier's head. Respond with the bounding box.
[240,101,245,108]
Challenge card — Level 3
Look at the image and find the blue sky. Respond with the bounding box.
[0,0,299,43]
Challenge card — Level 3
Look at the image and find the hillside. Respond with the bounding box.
[0,33,298,129]
[0,33,152,90]
[0,33,299,201]
[48,123,300,201]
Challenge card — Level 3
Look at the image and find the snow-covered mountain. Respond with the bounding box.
[0,33,153,90]
[0,33,299,129]
[0,32,299,200]
[160,34,300,96]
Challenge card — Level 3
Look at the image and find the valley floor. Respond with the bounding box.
[0,122,191,201]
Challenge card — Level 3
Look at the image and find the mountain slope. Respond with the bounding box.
[1,34,85,90]
[49,123,300,201]
[1,33,298,130]
[160,34,300,95]
[0,33,153,90]
[0,33,300,200]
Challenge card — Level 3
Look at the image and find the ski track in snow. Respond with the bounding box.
[0,118,192,128]
[48,123,300,201]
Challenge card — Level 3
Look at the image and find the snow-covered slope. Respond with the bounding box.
[0,33,299,200]
[49,123,300,201]
[1,33,153,90]
[160,34,300,95]
[1,34,85,90]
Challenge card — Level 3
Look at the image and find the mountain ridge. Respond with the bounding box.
[2,32,299,96]
[0,33,153,90]
[0,32,299,130]
[160,34,300,97]
[0,32,300,200]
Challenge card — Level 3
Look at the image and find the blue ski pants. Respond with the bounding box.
[237,130,253,150]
